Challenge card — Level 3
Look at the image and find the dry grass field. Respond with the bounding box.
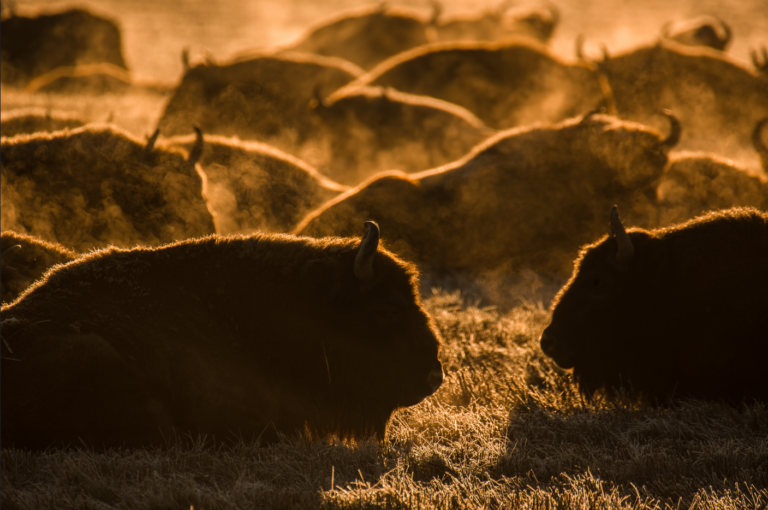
[3,1,768,508]
[3,290,766,509]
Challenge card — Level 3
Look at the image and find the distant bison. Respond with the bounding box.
[593,40,768,169]
[345,39,603,129]
[1,108,88,138]
[0,8,127,86]
[279,4,435,70]
[661,15,732,51]
[157,52,360,148]
[0,222,444,450]
[162,132,349,234]
[1,231,77,304]
[1,124,214,252]
[656,151,768,226]
[540,206,768,402]
[297,111,679,279]
[23,62,174,95]
[432,1,559,44]
[310,86,494,185]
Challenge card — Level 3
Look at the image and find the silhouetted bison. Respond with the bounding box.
[1,125,214,252]
[162,132,349,234]
[432,1,559,43]
[656,151,768,226]
[593,40,768,169]
[345,39,603,129]
[310,86,494,185]
[23,62,174,95]
[0,222,444,450]
[280,4,435,70]
[157,52,360,148]
[1,108,88,138]
[0,8,127,86]
[540,206,768,402]
[1,231,77,304]
[661,15,732,51]
[297,111,679,279]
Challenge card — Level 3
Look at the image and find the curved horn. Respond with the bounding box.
[575,34,586,62]
[580,106,606,124]
[428,0,442,25]
[354,221,380,283]
[610,206,634,263]
[751,46,768,73]
[188,126,204,165]
[753,117,768,170]
[1,245,22,264]
[659,109,681,151]
[145,128,160,154]
[720,20,732,50]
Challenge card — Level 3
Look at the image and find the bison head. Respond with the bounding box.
[539,206,666,396]
[583,109,680,190]
[302,221,443,438]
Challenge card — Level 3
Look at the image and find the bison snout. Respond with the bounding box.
[428,367,444,394]
[540,330,576,369]
[540,330,555,355]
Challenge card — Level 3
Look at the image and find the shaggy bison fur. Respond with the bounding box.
[0,223,444,450]
[540,206,768,402]
[1,230,77,304]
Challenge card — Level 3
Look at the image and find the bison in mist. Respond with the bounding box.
[0,223,444,450]
[432,1,559,44]
[1,231,77,304]
[279,3,435,70]
[345,39,603,130]
[163,131,349,234]
[23,62,174,95]
[157,51,360,149]
[310,86,494,185]
[592,39,768,169]
[1,108,88,138]
[297,111,680,280]
[1,124,214,252]
[656,151,768,226]
[540,206,768,402]
[0,8,127,86]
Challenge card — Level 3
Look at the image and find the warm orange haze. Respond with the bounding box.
[1,0,767,508]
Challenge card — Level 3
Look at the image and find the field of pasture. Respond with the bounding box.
[3,291,767,509]
[2,0,768,508]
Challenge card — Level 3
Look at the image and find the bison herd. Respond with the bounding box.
[1,3,767,450]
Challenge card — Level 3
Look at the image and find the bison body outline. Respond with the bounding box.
[1,224,443,450]
[541,207,768,402]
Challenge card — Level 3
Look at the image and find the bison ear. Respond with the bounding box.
[610,205,634,265]
[354,221,379,284]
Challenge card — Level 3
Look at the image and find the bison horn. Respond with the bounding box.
[429,0,442,25]
[188,126,204,165]
[144,128,160,154]
[610,205,634,263]
[659,109,681,151]
[354,221,380,283]
[1,244,22,264]
[580,106,606,123]
[751,46,768,73]
[752,117,768,171]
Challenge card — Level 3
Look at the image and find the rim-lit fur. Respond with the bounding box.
[542,207,768,403]
[1,232,443,450]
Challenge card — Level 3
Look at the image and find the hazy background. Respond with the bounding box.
[8,0,768,83]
